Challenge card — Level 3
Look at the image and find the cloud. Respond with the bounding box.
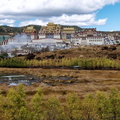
[0,0,119,26]
[19,19,48,26]
[0,0,119,16]
[19,14,107,27]
[0,19,16,26]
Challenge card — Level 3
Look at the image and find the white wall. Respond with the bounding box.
[87,37,104,45]
[39,35,46,39]
[54,35,61,39]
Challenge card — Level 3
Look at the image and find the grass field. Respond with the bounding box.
[0,68,119,100]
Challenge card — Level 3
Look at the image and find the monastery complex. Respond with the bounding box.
[0,22,120,46]
[23,22,120,45]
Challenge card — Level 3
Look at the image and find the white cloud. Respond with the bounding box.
[19,13,107,27]
[0,0,119,16]
[0,0,119,27]
[0,19,15,24]
[0,19,16,26]
[19,19,48,26]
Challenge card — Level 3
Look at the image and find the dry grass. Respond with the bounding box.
[0,68,120,100]
[34,45,120,60]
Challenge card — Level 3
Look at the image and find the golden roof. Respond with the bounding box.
[63,27,75,31]
[47,22,55,26]
[25,26,34,30]
[23,26,36,33]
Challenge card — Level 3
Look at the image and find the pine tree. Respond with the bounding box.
[66,93,81,120]
[4,86,28,120]
[82,94,97,120]
[46,96,65,120]
[108,88,120,120]
[31,88,46,120]
[95,91,110,120]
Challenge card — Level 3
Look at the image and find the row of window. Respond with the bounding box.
[89,40,103,42]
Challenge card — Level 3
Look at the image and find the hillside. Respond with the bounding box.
[32,45,120,61]
[0,24,82,35]
[0,25,24,34]
[0,25,42,34]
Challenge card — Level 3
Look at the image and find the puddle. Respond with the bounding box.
[47,76,73,81]
[0,73,77,86]
[43,76,77,86]
[0,74,41,86]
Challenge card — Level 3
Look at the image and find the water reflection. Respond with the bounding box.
[0,74,76,86]
[0,75,40,86]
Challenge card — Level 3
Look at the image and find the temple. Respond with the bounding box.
[38,23,61,39]
[61,27,75,42]
[23,26,38,39]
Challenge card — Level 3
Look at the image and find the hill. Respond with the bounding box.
[32,45,120,61]
[0,25,24,34]
[0,24,82,35]
[0,25,42,34]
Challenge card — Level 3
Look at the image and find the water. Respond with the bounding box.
[0,73,76,86]
[0,74,40,86]
[43,76,76,86]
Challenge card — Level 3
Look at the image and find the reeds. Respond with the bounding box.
[0,57,120,69]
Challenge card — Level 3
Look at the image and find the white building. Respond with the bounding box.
[71,36,105,45]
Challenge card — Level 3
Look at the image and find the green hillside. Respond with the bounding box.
[0,25,42,34]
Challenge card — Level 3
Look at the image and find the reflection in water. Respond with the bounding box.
[0,75,40,86]
[0,74,75,86]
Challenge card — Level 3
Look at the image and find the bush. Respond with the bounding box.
[0,87,120,120]
[25,53,36,60]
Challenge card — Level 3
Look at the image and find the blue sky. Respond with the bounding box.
[84,2,120,31]
[0,0,120,31]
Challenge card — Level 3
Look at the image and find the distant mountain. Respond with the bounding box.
[0,26,24,34]
[0,25,42,35]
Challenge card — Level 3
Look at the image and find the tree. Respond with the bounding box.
[31,88,46,120]
[46,96,65,120]
[3,86,28,120]
[108,88,120,120]
[0,52,8,59]
[82,94,97,120]
[66,93,81,120]
[95,91,110,120]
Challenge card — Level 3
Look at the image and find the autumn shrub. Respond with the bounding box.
[0,86,120,120]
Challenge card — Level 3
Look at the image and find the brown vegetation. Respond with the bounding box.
[31,45,120,60]
[0,45,120,102]
[0,68,120,100]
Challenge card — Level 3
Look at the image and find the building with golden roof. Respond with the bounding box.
[39,23,61,39]
[23,26,37,39]
[61,27,75,42]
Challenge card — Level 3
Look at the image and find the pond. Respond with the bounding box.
[0,73,77,86]
[0,74,41,86]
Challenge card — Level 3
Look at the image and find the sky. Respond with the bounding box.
[0,0,120,31]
